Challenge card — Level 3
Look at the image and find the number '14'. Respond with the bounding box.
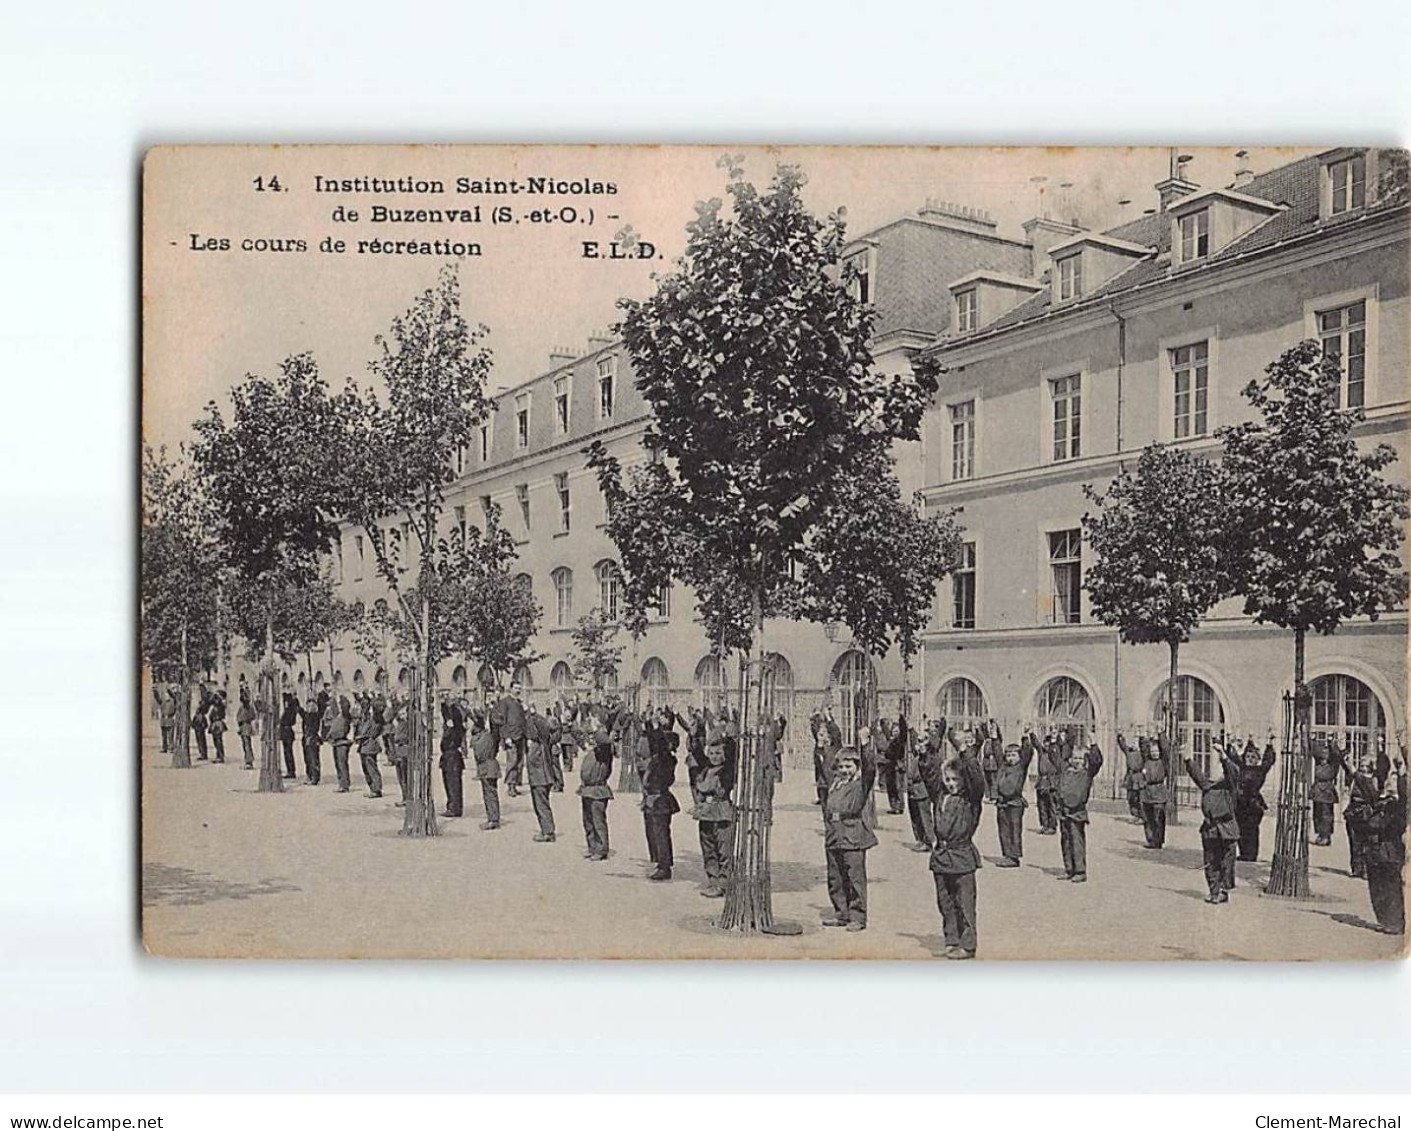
[253,176,283,192]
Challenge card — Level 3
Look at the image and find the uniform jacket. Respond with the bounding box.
[918,744,986,874]
[470,726,500,780]
[1233,741,1277,814]
[1119,735,1144,789]
[691,715,736,823]
[300,704,322,745]
[577,710,617,800]
[524,710,556,787]
[159,695,178,724]
[994,738,1035,809]
[641,724,681,816]
[440,702,466,767]
[1036,739,1064,792]
[1187,752,1240,840]
[490,695,527,742]
[278,698,298,738]
[323,706,350,746]
[1058,743,1104,822]
[823,746,879,851]
[355,713,382,755]
[236,700,254,736]
[1364,769,1407,866]
[906,729,936,801]
[1139,738,1170,806]
[1311,743,1346,804]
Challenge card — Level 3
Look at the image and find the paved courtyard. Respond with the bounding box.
[140,728,1404,961]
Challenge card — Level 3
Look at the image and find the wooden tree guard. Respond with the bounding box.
[256,666,285,793]
[401,656,439,837]
[617,683,643,793]
[172,678,192,769]
[1265,692,1310,899]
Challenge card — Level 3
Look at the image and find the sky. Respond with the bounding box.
[142,144,1323,453]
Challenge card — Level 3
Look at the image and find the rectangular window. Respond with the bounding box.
[1057,254,1083,301]
[479,494,493,522]
[554,375,571,434]
[950,400,975,480]
[516,483,530,528]
[952,542,976,629]
[454,505,466,545]
[1050,374,1082,462]
[555,472,571,532]
[454,444,465,476]
[955,288,978,333]
[1049,529,1082,625]
[515,393,531,450]
[847,252,871,305]
[1330,154,1366,215]
[597,357,616,420]
[354,534,365,581]
[1171,341,1210,438]
[1179,209,1210,261]
[335,534,344,582]
[1317,300,1367,409]
[653,582,672,620]
[478,422,492,463]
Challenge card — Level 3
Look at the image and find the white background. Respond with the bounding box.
[0,0,1408,1095]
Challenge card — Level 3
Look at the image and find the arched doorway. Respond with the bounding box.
[1036,675,1095,744]
[550,661,574,695]
[936,677,987,732]
[1151,675,1226,783]
[695,654,728,711]
[1310,674,1387,763]
[512,663,533,689]
[451,664,467,690]
[761,653,794,721]
[830,650,877,747]
[352,669,365,691]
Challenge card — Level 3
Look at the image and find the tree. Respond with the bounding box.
[1082,442,1233,821]
[588,159,940,933]
[569,607,623,693]
[333,265,495,836]
[191,352,346,790]
[228,571,355,685]
[141,445,221,768]
[1221,340,1409,897]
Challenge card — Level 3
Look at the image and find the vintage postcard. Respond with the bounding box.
[141,144,1409,959]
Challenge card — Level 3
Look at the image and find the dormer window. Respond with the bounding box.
[955,288,978,333]
[843,246,875,306]
[1178,209,1210,262]
[1056,254,1083,302]
[1329,154,1366,215]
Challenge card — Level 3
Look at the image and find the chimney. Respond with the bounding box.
[1023,214,1085,276]
[586,330,613,350]
[1155,150,1199,212]
[1232,149,1254,188]
[918,198,999,234]
[549,346,576,368]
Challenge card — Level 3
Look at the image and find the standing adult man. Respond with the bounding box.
[524,702,558,842]
[278,691,299,779]
[439,695,466,818]
[491,687,528,797]
[300,694,323,784]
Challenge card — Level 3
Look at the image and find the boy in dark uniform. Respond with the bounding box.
[810,708,841,808]
[524,705,557,842]
[821,743,877,931]
[1233,736,1277,861]
[208,693,227,763]
[159,687,177,753]
[1057,731,1103,882]
[1310,739,1347,846]
[491,690,528,797]
[904,720,938,851]
[1034,733,1062,835]
[388,697,410,806]
[1139,735,1169,849]
[919,734,986,959]
[437,698,464,816]
[577,704,618,860]
[236,688,255,769]
[1361,751,1406,935]
[641,707,681,880]
[277,692,298,777]
[470,711,502,830]
[356,702,384,799]
[1185,743,1241,903]
[980,720,1001,802]
[878,717,905,815]
[691,710,736,897]
[1117,733,1144,822]
[993,730,1034,867]
[192,691,209,761]
[300,695,323,784]
[1344,763,1378,881]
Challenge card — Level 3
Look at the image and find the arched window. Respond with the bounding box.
[601,670,619,692]
[642,657,670,694]
[595,559,622,622]
[396,666,412,689]
[1152,675,1225,780]
[314,671,326,688]
[1310,674,1387,763]
[551,567,573,628]
[451,664,467,689]
[477,663,496,691]
[550,661,574,692]
[937,677,987,731]
[761,653,794,722]
[374,667,387,689]
[512,663,533,689]
[1036,676,1095,743]
[513,572,533,597]
[333,671,345,689]
[352,669,365,690]
[695,654,728,710]
[830,650,877,747]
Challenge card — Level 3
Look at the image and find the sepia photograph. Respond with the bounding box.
[139,144,1410,961]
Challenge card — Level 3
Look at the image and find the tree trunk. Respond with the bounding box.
[1165,639,1180,825]
[402,592,439,837]
[1267,627,1312,898]
[257,609,285,793]
[172,622,192,768]
[720,584,791,934]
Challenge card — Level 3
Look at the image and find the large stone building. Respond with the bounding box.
[916,148,1409,798]
[322,198,1046,748]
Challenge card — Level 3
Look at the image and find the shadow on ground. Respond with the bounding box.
[143,863,299,907]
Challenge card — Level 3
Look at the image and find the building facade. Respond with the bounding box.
[916,149,1409,798]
